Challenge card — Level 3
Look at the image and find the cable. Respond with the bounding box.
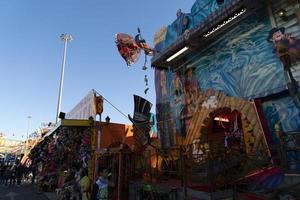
[93,89,157,149]
[93,89,128,120]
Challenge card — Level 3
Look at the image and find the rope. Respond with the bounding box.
[93,89,128,120]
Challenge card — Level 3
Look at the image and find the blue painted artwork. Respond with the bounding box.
[161,0,232,49]
[155,68,187,136]
[157,5,287,99]
[155,8,288,136]
[190,0,230,25]
[262,97,300,134]
[194,11,286,99]
[164,13,193,48]
[154,1,298,142]
[262,97,300,171]
[150,113,158,137]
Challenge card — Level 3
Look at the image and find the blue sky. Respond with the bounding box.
[0,0,195,140]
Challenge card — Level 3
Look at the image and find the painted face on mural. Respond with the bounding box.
[272,30,284,42]
[173,71,183,96]
[187,68,193,78]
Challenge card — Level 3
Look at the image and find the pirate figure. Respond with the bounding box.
[267,27,300,76]
[267,27,300,108]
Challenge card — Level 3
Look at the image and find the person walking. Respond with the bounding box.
[0,162,5,184]
[8,163,16,187]
[4,163,10,186]
[15,162,23,186]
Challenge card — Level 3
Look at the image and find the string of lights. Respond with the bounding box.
[204,8,247,37]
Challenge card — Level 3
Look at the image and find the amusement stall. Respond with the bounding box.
[28,90,140,200]
[28,119,94,193]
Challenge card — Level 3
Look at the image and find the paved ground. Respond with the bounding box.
[0,182,48,200]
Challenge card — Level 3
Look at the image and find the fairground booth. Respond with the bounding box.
[28,90,136,197]
[130,0,300,199]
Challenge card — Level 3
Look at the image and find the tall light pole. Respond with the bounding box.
[25,116,31,154]
[56,33,73,123]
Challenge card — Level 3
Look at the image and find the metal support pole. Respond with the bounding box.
[94,114,102,181]
[118,150,123,200]
[55,33,72,123]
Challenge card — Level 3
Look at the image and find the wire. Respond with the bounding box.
[93,89,157,148]
[93,89,128,120]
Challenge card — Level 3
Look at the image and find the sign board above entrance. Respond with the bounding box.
[66,90,101,120]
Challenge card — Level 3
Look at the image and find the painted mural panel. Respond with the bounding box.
[156,66,201,136]
[164,11,193,48]
[155,9,293,139]
[155,67,202,138]
[262,96,300,171]
[190,0,230,26]
[262,96,300,135]
[161,0,232,49]
[155,69,176,146]
[194,10,286,99]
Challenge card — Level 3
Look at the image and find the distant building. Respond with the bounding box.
[0,135,23,156]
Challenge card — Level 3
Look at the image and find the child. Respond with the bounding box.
[91,167,114,200]
[80,169,90,200]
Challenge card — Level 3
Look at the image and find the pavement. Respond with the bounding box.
[43,192,59,200]
[0,182,49,200]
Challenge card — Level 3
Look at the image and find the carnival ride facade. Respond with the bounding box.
[134,0,300,199]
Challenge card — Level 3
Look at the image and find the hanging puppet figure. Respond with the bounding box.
[267,27,300,109]
[144,75,148,86]
[135,28,154,56]
[115,29,154,96]
[115,33,141,66]
[115,28,154,67]
[144,88,149,95]
[144,75,149,94]
[267,27,300,73]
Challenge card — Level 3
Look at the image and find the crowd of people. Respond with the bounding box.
[0,160,32,187]
[37,165,114,200]
[0,159,115,200]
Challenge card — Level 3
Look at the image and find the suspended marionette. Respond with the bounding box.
[267,27,300,109]
[267,27,300,67]
[144,75,149,94]
[115,28,154,67]
[115,28,154,94]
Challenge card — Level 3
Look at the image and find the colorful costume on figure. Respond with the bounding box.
[267,27,300,68]
[115,33,141,66]
[115,29,154,66]
[267,27,300,110]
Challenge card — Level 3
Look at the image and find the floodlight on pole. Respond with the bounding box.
[56,33,73,123]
